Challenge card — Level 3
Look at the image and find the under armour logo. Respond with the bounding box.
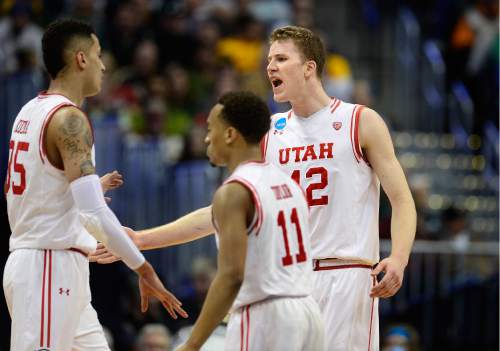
[59,288,70,296]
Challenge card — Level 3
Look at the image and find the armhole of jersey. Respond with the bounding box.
[39,104,95,171]
[211,207,220,233]
[38,103,74,170]
[224,177,263,236]
[350,104,369,165]
[260,132,269,160]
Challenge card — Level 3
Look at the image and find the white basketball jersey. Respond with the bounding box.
[214,161,313,310]
[263,98,380,263]
[5,92,97,253]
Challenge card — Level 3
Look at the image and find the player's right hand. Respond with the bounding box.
[135,261,189,319]
[88,227,141,264]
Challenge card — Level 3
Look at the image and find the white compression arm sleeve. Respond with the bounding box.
[70,174,145,270]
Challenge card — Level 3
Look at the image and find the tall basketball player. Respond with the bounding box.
[3,19,186,351]
[175,91,324,351]
[92,26,416,351]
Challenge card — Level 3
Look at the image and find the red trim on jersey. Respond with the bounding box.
[245,306,250,351]
[349,105,361,163]
[354,105,365,161]
[367,276,376,351]
[240,310,244,351]
[38,103,74,167]
[47,250,53,347]
[331,99,341,114]
[313,262,373,271]
[224,177,263,235]
[260,132,270,160]
[38,91,72,101]
[40,250,47,347]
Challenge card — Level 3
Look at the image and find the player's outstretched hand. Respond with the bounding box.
[135,261,189,319]
[370,256,406,298]
[100,170,123,194]
[89,227,141,264]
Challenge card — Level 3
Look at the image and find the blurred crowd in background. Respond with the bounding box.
[0,0,498,350]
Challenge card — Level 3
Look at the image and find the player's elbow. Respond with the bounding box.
[221,265,244,288]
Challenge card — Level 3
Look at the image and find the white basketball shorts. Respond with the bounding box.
[311,259,379,351]
[225,295,325,351]
[3,248,110,351]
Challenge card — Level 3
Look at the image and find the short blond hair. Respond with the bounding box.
[270,26,326,77]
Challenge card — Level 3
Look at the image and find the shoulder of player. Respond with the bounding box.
[358,107,390,148]
[48,106,90,136]
[213,182,253,216]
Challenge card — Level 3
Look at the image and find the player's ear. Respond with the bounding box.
[304,60,316,78]
[75,50,87,70]
[225,126,238,145]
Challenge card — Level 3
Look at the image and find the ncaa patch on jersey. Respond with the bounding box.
[333,121,342,130]
[275,117,287,130]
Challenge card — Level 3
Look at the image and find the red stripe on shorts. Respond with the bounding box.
[47,250,52,347]
[40,250,47,347]
[367,275,376,351]
[245,306,250,351]
[240,309,244,351]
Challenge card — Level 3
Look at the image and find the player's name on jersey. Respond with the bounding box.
[278,142,334,164]
[14,119,30,134]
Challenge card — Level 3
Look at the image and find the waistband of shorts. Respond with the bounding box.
[312,258,375,271]
[68,247,89,258]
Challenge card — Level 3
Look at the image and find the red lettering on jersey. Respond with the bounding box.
[279,148,291,164]
[291,146,305,162]
[319,142,334,159]
[14,120,30,134]
[271,184,293,200]
[302,145,318,161]
[279,143,333,165]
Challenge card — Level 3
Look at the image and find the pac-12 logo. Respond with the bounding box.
[274,117,287,135]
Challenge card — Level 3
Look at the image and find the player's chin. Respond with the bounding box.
[272,91,287,103]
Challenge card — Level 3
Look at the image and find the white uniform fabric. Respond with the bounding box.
[311,261,379,350]
[225,296,324,351]
[3,249,109,350]
[263,98,380,350]
[3,92,108,350]
[215,161,324,350]
[6,92,97,253]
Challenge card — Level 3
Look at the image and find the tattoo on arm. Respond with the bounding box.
[80,160,95,176]
[59,113,95,177]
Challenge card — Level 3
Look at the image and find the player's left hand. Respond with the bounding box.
[100,170,123,194]
[370,255,407,298]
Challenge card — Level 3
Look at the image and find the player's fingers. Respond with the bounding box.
[165,291,182,306]
[173,303,189,318]
[141,294,149,313]
[97,256,120,264]
[371,262,385,276]
[161,300,177,319]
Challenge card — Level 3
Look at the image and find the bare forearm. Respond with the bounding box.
[390,197,416,264]
[138,206,214,250]
[186,273,242,348]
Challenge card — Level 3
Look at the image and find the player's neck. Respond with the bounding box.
[227,146,263,174]
[290,83,331,118]
[47,75,85,107]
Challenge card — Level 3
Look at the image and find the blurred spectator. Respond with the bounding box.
[448,0,499,132]
[135,324,172,351]
[106,1,153,66]
[382,324,421,351]
[439,206,471,250]
[323,53,354,101]
[408,174,434,240]
[216,14,265,74]
[0,2,42,74]
[176,257,217,327]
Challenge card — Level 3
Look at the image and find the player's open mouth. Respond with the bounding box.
[272,79,283,88]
